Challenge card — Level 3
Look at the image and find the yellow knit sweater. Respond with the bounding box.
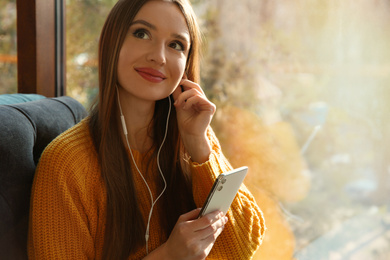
[28,119,265,259]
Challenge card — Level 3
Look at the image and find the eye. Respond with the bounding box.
[133,29,150,40]
[169,41,185,51]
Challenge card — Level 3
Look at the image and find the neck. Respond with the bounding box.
[117,88,155,152]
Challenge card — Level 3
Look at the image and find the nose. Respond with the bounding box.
[146,43,166,65]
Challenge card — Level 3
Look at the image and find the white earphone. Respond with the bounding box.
[116,87,171,255]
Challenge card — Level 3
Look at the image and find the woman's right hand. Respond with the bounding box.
[162,208,228,260]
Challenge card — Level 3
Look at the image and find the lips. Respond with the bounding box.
[135,67,166,83]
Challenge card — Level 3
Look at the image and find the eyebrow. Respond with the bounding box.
[131,20,157,30]
[130,19,190,43]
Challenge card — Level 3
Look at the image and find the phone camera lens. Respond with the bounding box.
[221,178,227,184]
[217,185,223,191]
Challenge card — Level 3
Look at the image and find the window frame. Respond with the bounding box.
[16,0,65,97]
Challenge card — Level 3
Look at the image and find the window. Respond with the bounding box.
[196,0,390,259]
[0,0,17,94]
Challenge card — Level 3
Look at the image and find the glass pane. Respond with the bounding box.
[66,0,116,107]
[195,0,390,259]
[0,0,17,94]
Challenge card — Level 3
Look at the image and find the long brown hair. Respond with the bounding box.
[88,0,202,258]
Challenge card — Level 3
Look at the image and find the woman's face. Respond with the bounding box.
[117,0,191,102]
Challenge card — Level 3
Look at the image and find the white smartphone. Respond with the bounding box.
[198,166,248,218]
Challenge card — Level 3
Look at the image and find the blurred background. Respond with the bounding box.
[1,0,389,259]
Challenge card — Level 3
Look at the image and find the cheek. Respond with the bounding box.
[117,44,135,85]
[174,57,187,79]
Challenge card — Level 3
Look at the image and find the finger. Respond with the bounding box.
[193,210,224,230]
[177,208,202,223]
[180,79,205,95]
[182,96,216,114]
[197,216,228,240]
[201,224,225,244]
[174,88,203,107]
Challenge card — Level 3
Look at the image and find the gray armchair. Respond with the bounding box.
[0,94,87,259]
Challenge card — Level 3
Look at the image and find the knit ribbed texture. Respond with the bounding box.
[28,119,265,259]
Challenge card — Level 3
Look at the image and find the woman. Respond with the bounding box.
[28,0,265,259]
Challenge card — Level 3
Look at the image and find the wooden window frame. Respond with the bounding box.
[16,0,66,97]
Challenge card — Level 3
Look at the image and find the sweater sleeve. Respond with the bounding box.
[190,127,266,259]
[28,127,103,259]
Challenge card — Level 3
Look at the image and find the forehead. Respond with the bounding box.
[133,1,190,37]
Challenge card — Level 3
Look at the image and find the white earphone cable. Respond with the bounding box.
[116,88,170,255]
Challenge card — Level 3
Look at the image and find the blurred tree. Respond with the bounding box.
[212,104,310,259]
[0,0,17,93]
[196,0,390,258]
[194,1,312,259]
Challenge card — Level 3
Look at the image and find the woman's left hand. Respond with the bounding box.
[172,78,216,163]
